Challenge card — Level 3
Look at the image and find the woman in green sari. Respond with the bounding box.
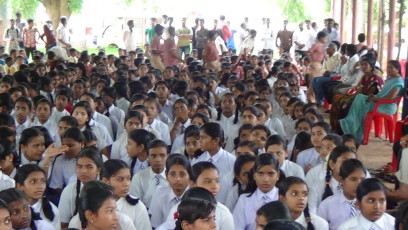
[340,60,404,142]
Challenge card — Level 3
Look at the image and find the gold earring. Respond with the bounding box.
[91,219,94,223]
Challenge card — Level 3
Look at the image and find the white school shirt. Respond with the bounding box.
[164,202,235,230]
[32,198,61,230]
[264,117,286,139]
[281,160,305,179]
[169,119,191,154]
[15,118,31,145]
[308,177,341,214]
[129,166,168,208]
[58,180,83,223]
[20,219,55,230]
[225,183,240,212]
[50,107,69,125]
[192,148,236,204]
[117,195,152,230]
[281,114,297,141]
[305,163,326,189]
[111,132,129,163]
[116,97,130,113]
[287,134,296,160]
[105,104,125,137]
[317,192,360,230]
[148,119,171,145]
[295,212,329,230]
[149,185,187,228]
[159,99,174,122]
[233,187,279,230]
[395,148,408,184]
[20,153,44,166]
[338,213,395,230]
[48,154,76,189]
[93,111,114,140]
[68,211,136,230]
[296,148,322,172]
[0,171,14,191]
[31,118,58,141]
[215,114,240,152]
[80,120,113,150]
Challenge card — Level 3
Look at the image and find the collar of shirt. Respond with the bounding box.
[255,187,278,201]
[107,104,115,113]
[221,113,236,123]
[329,177,340,193]
[149,167,166,181]
[16,117,30,128]
[359,214,386,230]
[204,148,224,163]
[9,168,16,179]
[339,192,356,204]
[295,212,308,227]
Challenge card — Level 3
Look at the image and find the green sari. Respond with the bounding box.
[340,76,404,142]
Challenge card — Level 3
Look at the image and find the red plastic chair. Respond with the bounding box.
[362,96,402,145]
[323,76,342,109]
[392,116,408,170]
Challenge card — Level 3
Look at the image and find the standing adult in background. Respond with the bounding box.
[238,23,249,49]
[191,18,199,50]
[145,18,157,45]
[219,15,232,44]
[262,18,274,56]
[176,18,192,58]
[356,33,366,53]
[56,16,71,53]
[195,19,209,60]
[123,20,137,53]
[40,20,57,51]
[293,22,309,59]
[3,19,21,53]
[151,24,165,71]
[276,20,293,55]
[23,19,40,60]
[306,31,327,103]
[305,20,316,51]
[164,27,183,67]
[321,18,339,48]
[15,12,26,49]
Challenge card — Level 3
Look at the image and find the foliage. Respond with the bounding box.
[277,0,310,22]
[67,0,83,14]
[10,0,39,19]
[324,0,331,13]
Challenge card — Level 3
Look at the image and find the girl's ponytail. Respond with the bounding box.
[321,164,333,201]
[41,196,55,221]
[303,204,315,230]
[73,179,81,215]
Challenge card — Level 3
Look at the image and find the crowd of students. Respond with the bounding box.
[0,11,408,230]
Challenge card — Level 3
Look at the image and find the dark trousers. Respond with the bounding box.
[322,81,341,104]
[25,47,36,60]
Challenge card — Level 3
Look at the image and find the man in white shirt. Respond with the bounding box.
[56,16,71,53]
[261,18,274,56]
[123,20,137,52]
[293,22,309,59]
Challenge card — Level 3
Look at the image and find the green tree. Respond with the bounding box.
[277,0,310,22]
[1,0,83,31]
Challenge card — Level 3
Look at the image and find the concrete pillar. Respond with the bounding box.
[367,0,374,47]
[340,0,345,44]
[351,0,358,44]
[388,0,396,60]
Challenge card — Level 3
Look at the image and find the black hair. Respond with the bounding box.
[0,188,41,230]
[305,108,324,122]
[233,154,256,195]
[19,127,44,164]
[291,132,313,161]
[61,127,85,143]
[264,220,305,230]
[191,112,209,125]
[235,141,259,156]
[147,139,168,152]
[128,129,156,175]
[241,105,260,117]
[190,162,218,183]
[321,134,343,147]
[346,44,358,56]
[14,96,32,110]
[82,130,97,145]
[317,31,327,40]
[256,201,291,222]
[322,146,356,201]
[0,114,15,127]
[174,198,215,230]
[342,134,360,150]
[78,180,115,228]
[265,135,287,151]
[32,126,53,149]
[74,147,104,215]
[55,89,73,100]
[100,159,139,205]
[124,110,144,125]
[59,116,78,128]
[251,124,271,142]
[388,60,402,76]
[200,122,224,147]
[312,121,332,134]
[356,178,387,201]
[296,117,314,129]
[165,154,192,178]
[217,93,239,124]
[71,101,93,129]
[245,154,280,196]
[15,164,55,221]
[0,138,18,168]
[234,124,254,147]
[395,201,408,230]
[339,158,366,180]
